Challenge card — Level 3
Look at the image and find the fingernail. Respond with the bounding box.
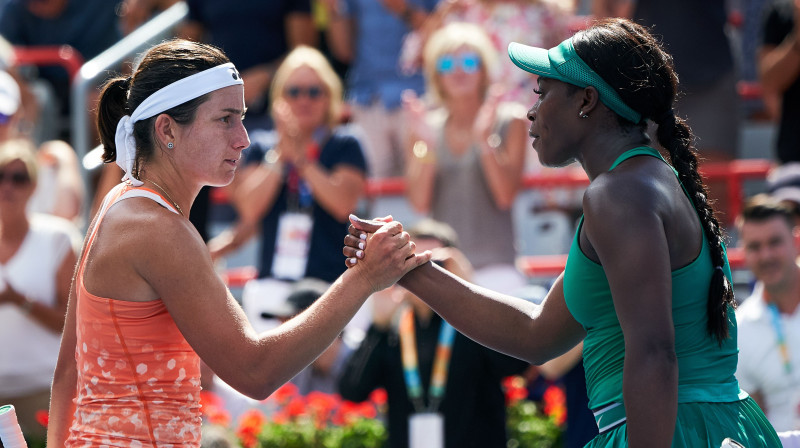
[349,213,357,221]
[356,250,363,258]
[349,258,357,265]
[358,241,365,250]
[360,233,367,240]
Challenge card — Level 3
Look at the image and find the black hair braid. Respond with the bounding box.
[575,18,735,344]
[656,115,735,344]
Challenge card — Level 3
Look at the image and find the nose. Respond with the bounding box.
[234,120,250,151]
[527,107,536,122]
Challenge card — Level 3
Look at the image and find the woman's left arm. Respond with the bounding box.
[299,139,367,222]
[582,176,677,448]
[475,102,527,210]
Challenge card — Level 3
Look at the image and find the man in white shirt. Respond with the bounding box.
[736,195,800,431]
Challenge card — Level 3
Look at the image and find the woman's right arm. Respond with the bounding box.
[47,280,79,446]
[142,215,429,400]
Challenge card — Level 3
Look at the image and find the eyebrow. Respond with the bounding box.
[222,107,247,116]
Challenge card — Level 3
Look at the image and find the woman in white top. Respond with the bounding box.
[0,138,80,440]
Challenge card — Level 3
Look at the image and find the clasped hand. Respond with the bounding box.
[343,215,431,292]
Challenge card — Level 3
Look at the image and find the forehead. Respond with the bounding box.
[199,85,244,112]
[740,217,793,241]
[0,158,26,170]
[287,66,323,85]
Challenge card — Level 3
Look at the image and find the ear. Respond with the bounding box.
[579,85,601,115]
[153,113,176,148]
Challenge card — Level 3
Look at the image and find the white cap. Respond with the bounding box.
[768,162,800,206]
[0,70,20,117]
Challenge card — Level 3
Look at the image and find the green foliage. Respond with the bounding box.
[506,399,563,448]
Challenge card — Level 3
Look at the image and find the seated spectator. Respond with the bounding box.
[338,219,529,448]
[0,138,80,442]
[736,194,800,431]
[206,45,367,317]
[403,22,528,294]
[0,69,84,224]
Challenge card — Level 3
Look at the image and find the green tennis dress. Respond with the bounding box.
[563,147,781,447]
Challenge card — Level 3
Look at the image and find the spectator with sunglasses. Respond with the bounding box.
[403,22,528,294]
[0,138,80,442]
[207,45,368,322]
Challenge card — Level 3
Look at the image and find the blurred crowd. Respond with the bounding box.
[1,0,800,446]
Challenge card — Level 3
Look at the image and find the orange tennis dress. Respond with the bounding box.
[66,183,202,447]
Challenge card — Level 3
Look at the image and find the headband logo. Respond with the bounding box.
[229,68,240,80]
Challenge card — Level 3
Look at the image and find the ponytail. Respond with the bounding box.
[97,76,131,164]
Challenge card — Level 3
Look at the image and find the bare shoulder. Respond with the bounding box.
[583,156,673,222]
[101,197,201,248]
[86,197,208,300]
[580,156,678,255]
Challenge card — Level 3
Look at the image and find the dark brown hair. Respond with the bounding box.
[96,39,230,177]
[573,18,735,344]
[739,194,795,229]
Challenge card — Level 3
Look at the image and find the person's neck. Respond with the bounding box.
[0,212,29,243]
[764,265,800,315]
[578,127,650,180]
[140,166,195,218]
[445,95,482,127]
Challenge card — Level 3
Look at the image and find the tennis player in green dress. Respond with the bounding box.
[344,17,781,448]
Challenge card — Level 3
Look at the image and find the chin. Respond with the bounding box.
[207,171,237,188]
[537,152,575,169]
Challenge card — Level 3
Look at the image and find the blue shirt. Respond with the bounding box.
[244,126,367,282]
[342,0,438,110]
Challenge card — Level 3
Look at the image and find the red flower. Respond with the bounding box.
[271,410,289,425]
[503,375,529,405]
[543,384,567,426]
[355,401,377,419]
[286,396,307,418]
[199,390,231,426]
[269,382,299,404]
[35,410,48,428]
[237,409,266,448]
[307,391,338,416]
[369,388,388,407]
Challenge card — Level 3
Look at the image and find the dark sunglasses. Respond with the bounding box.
[436,52,481,75]
[0,170,30,186]
[285,85,325,100]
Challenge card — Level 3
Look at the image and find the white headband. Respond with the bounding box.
[114,62,243,185]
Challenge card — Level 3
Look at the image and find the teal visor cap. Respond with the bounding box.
[508,38,642,124]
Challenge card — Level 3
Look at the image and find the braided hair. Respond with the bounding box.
[573,18,735,344]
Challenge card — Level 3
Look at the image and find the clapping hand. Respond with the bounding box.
[272,98,304,166]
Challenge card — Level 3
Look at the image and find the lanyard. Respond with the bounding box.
[286,142,320,211]
[398,307,456,413]
[767,303,793,375]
